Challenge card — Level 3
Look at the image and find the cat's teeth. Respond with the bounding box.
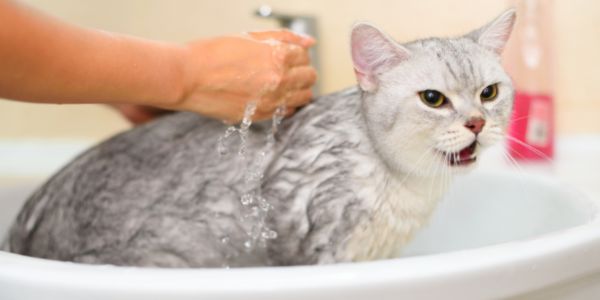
[443,141,478,167]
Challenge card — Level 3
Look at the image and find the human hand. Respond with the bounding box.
[172,30,317,123]
[111,104,173,125]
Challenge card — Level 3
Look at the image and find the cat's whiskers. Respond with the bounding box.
[427,146,445,204]
[430,122,463,197]
[425,150,437,207]
[365,147,439,258]
[485,131,544,195]
[427,147,445,199]
[374,148,434,216]
[504,135,555,163]
[371,147,445,246]
[438,149,451,199]
[438,155,449,204]
[497,144,533,195]
[424,147,454,230]
[509,113,535,123]
[442,152,452,197]
[487,130,554,164]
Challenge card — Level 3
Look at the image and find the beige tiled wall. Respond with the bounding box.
[2,0,599,142]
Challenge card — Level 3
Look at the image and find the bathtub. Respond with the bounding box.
[1,136,600,299]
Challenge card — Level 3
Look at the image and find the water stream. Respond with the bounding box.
[217,102,286,252]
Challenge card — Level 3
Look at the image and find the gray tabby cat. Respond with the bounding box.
[7,10,516,267]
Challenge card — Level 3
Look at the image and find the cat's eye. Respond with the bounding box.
[418,90,447,108]
[480,84,498,101]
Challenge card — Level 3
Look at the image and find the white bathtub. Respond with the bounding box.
[1,136,600,299]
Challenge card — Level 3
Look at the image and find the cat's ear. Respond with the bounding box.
[467,8,517,55]
[351,23,410,92]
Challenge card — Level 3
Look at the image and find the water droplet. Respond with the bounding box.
[240,194,253,205]
[221,236,230,244]
[258,198,270,211]
[244,240,253,249]
[251,206,260,215]
[217,126,238,156]
[262,229,278,240]
[249,225,261,239]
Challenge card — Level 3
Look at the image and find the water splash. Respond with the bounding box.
[216,102,286,252]
[217,103,257,156]
[238,103,257,156]
[217,126,237,156]
[239,105,285,249]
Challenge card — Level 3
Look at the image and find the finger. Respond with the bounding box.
[255,94,278,114]
[248,30,315,48]
[141,107,175,117]
[252,105,295,121]
[252,111,275,122]
[253,65,315,114]
[280,66,318,90]
[282,89,313,109]
[283,107,297,117]
[110,104,172,125]
[282,43,311,67]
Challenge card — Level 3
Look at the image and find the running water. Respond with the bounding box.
[217,103,257,156]
[217,102,286,252]
[215,37,289,255]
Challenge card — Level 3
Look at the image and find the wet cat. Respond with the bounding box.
[7,10,516,267]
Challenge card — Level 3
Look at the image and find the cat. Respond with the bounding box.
[6,9,516,268]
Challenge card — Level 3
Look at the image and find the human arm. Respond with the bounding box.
[0,1,316,122]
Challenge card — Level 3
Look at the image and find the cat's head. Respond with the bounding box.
[351,9,516,177]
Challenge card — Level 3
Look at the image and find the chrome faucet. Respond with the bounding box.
[255,5,321,95]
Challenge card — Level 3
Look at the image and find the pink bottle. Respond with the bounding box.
[504,0,555,161]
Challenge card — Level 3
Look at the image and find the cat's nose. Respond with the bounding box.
[464,117,486,134]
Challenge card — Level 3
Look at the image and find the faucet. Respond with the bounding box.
[255,5,321,95]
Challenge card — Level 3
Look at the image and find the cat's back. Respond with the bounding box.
[8,111,256,266]
[8,87,363,267]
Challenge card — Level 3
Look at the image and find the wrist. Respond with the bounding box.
[164,39,212,114]
[154,42,192,110]
[117,37,193,110]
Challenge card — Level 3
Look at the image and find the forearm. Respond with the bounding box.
[0,1,186,107]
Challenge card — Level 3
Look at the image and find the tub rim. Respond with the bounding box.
[1,217,600,299]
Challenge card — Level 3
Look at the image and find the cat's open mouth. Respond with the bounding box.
[443,141,478,166]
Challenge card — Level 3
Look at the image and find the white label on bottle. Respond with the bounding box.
[526,98,550,147]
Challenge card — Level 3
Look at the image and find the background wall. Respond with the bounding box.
[1,0,599,143]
